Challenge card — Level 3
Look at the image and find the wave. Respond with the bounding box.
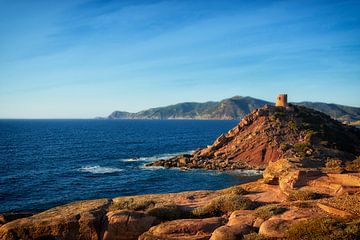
[79,165,124,174]
[230,169,263,176]
[120,150,194,162]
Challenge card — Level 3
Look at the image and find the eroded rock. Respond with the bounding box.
[0,199,110,240]
[139,217,226,240]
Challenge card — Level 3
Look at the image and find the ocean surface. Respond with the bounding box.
[0,120,262,213]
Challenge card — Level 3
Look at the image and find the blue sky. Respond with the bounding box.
[0,0,359,118]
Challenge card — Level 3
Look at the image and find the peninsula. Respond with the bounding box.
[1,95,360,240]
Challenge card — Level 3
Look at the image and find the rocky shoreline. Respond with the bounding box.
[1,104,360,239]
[1,158,359,239]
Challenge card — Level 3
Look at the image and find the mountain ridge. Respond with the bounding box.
[108,96,360,122]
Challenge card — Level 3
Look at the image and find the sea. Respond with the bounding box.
[0,119,262,213]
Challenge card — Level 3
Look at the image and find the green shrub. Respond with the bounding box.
[110,198,156,211]
[287,218,360,240]
[253,204,287,220]
[192,194,254,217]
[324,159,344,173]
[287,190,324,201]
[146,203,186,220]
[345,156,360,172]
[293,143,311,158]
[289,120,298,131]
[224,185,249,195]
[280,143,292,152]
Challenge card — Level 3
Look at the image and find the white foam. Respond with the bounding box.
[79,165,124,174]
[139,165,165,170]
[120,151,194,162]
[230,169,263,176]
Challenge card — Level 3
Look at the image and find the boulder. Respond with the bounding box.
[139,217,226,240]
[258,205,329,238]
[102,210,159,240]
[210,210,256,240]
[0,199,110,240]
[263,158,297,185]
[258,219,289,238]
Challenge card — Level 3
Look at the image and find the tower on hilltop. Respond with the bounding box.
[275,94,288,107]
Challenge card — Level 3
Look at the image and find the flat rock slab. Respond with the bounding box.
[139,217,226,240]
[0,199,110,240]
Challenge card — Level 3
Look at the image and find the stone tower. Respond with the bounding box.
[275,94,287,107]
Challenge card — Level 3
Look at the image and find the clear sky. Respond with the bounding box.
[0,0,359,118]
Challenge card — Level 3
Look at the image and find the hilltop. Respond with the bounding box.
[149,104,360,170]
[108,96,360,122]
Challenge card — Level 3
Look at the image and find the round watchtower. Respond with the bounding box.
[275,94,288,107]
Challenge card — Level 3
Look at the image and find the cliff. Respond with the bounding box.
[149,104,360,170]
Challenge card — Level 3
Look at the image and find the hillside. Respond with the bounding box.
[108,96,269,120]
[108,96,360,121]
[149,104,360,170]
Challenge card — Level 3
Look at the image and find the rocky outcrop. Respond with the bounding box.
[210,210,255,240]
[102,210,159,240]
[139,217,226,240]
[0,199,110,240]
[148,105,360,170]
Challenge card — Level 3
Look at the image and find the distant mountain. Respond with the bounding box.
[108,96,270,120]
[295,102,360,122]
[108,96,360,121]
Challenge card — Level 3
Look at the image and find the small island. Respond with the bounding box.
[1,95,359,240]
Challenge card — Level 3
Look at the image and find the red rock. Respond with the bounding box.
[0,199,110,240]
[102,210,159,240]
[139,217,226,240]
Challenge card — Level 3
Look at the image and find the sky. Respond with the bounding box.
[0,0,359,118]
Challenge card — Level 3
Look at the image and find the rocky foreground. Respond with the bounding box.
[1,157,360,240]
[1,105,360,239]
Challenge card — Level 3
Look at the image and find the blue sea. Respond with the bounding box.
[0,120,262,213]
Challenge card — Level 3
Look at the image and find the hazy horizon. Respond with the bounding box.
[1,0,360,118]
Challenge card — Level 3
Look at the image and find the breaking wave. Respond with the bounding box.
[120,151,194,162]
[79,165,124,174]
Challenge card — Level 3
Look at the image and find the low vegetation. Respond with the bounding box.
[345,156,360,172]
[243,233,270,240]
[293,143,312,158]
[287,218,360,240]
[146,203,187,220]
[223,185,249,195]
[192,194,254,217]
[324,159,344,173]
[287,190,324,201]
[319,194,360,216]
[110,197,156,211]
[252,204,287,220]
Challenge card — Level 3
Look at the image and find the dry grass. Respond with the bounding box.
[243,233,270,240]
[253,204,287,220]
[287,190,325,201]
[146,203,187,220]
[345,157,360,172]
[222,185,249,195]
[192,194,254,217]
[319,194,360,216]
[324,159,344,173]
[110,197,156,211]
[287,218,360,240]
